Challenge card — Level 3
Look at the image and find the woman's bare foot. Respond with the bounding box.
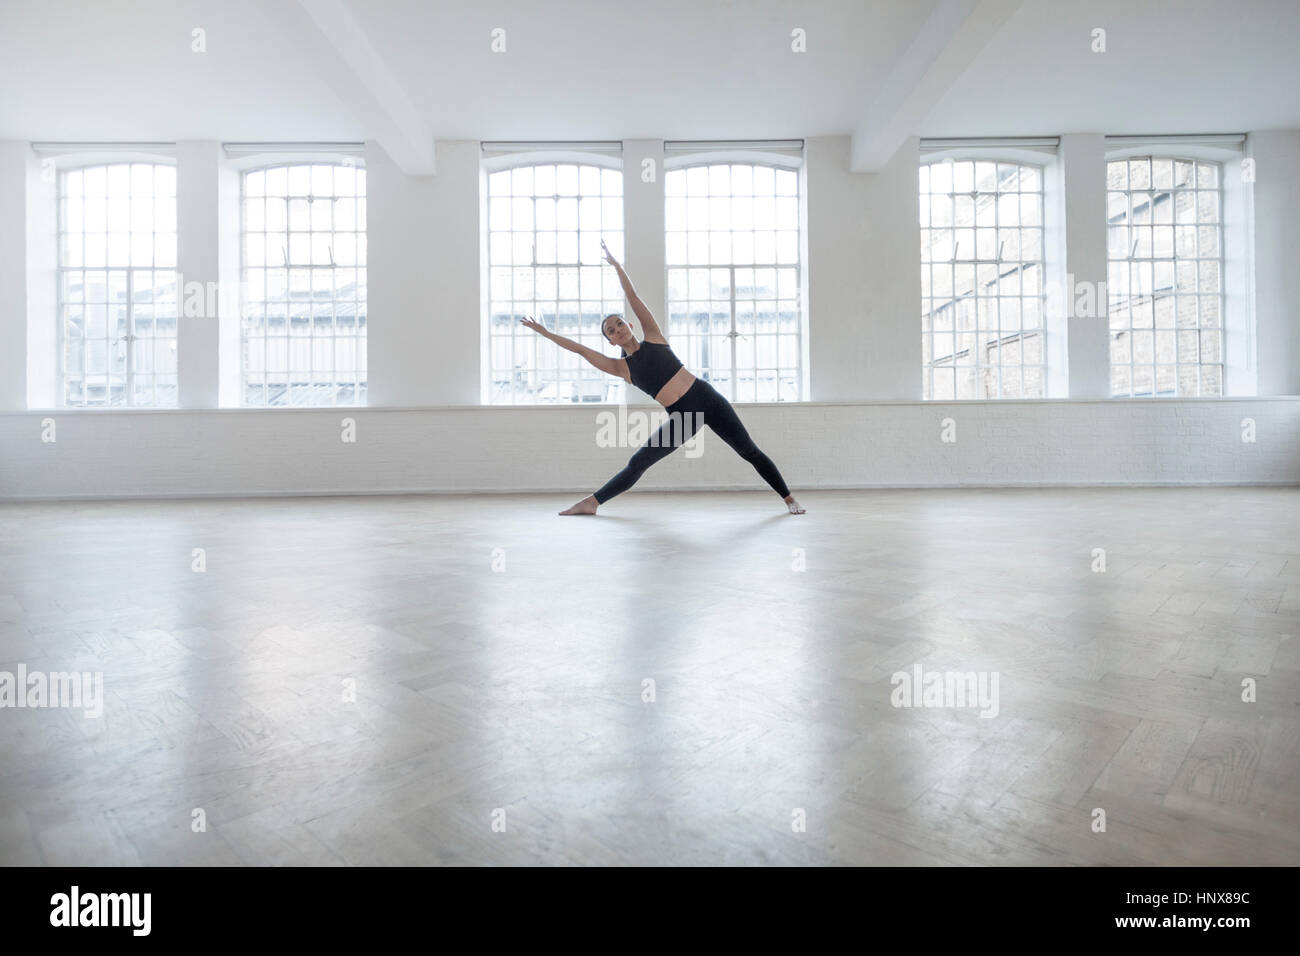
[784,495,806,515]
[560,495,599,515]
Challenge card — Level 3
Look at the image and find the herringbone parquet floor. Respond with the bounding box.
[1,488,1297,865]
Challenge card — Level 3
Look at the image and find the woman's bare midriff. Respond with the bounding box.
[653,366,697,406]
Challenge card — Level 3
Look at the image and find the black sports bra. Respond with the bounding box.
[623,341,685,397]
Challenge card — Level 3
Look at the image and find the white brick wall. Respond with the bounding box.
[2,398,1297,500]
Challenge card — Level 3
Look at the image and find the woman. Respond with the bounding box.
[520,240,805,516]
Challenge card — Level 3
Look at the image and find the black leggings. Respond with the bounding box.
[592,379,791,504]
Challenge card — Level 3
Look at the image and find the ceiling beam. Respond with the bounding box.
[850,0,1023,173]
[254,0,436,175]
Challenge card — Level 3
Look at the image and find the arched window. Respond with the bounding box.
[664,162,804,402]
[920,159,1045,399]
[240,162,366,406]
[1106,157,1222,396]
[58,162,178,406]
[485,162,625,404]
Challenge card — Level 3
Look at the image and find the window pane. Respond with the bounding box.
[1104,157,1223,396]
[486,162,625,404]
[920,160,1045,399]
[241,164,368,406]
[664,163,803,402]
[58,163,177,407]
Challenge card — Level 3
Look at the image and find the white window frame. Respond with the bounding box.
[55,157,179,407]
[238,159,367,407]
[919,156,1048,400]
[481,149,625,405]
[663,150,808,403]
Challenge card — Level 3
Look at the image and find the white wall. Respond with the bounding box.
[2,398,1296,499]
[2,128,1300,500]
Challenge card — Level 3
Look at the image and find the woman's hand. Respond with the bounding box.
[600,239,622,270]
[519,315,549,336]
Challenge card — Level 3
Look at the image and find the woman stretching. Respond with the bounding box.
[521,240,805,516]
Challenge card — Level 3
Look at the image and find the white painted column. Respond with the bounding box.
[216,159,242,406]
[176,141,221,407]
[1249,129,1300,396]
[1058,134,1110,399]
[806,135,920,401]
[620,140,665,404]
[366,139,479,406]
[26,147,57,409]
[0,143,36,410]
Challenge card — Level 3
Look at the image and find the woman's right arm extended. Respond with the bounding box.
[519,317,628,380]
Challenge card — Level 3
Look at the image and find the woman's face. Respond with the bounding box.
[602,315,635,348]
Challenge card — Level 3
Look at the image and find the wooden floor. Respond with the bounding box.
[1,488,1298,866]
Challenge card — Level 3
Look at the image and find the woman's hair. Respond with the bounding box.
[602,313,628,357]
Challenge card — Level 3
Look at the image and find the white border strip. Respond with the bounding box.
[920,137,1059,153]
[665,139,804,156]
[481,141,623,156]
[1105,134,1246,149]
[32,142,176,156]
[223,142,366,156]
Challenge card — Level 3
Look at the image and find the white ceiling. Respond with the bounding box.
[0,0,1296,144]
[922,0,1300,135]
[346,0,938,140]
[0,0,357,140]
